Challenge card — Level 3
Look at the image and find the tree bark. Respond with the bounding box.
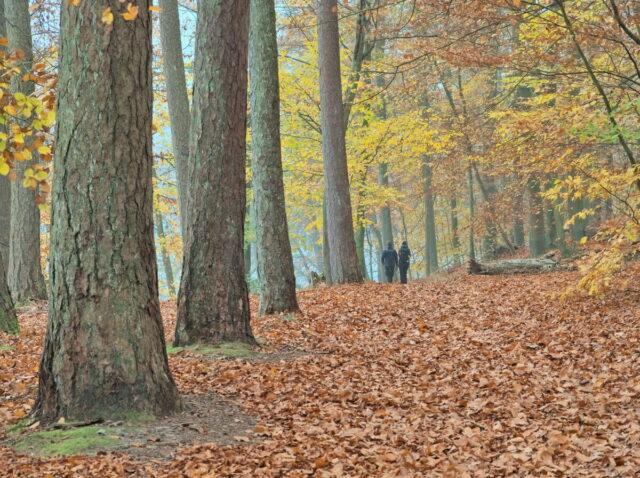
[155,212,176,297]
[423,161,438,275]
[0,0,9,271]
[468,165,476,261]
[35,0,179,423]
[5,0,46,302]
[175,0,256,346]
[527,177,546,257]
[0,258,18,334]
[249,0,299,316]
[159,0,190,230]
[316,0,362,284]
[468,255,560,275]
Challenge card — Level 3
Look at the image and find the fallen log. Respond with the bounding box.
[468,252,561,275]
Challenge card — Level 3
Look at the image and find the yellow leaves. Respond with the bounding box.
[0,37,8,47]
[0,162,9,176]
[101,7,114,25]
[68,0,80,5]
[121,3,139,21]
[149,5,162,13]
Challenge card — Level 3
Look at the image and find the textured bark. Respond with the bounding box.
[0,259,18,334]
[5,0,45,301]
[468,256,559,275]
[155,212,176,297]
[450,198,460,250]
[0,0,9,271]
[159,0,190,228]
[175,0,256,346]
[316,0,362,284]
[468,166,476,261]
[423,162,438,275]
[35,0,179,423]
[249,0,299,316]
[527,178,546,257]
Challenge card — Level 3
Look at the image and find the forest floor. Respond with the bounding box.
[1,268,640,476]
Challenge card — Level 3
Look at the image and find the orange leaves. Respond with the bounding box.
[101,7,114,25]
[121,3,139,21]
[3,275,640,474]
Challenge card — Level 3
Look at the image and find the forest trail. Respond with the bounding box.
[2,269,640,476]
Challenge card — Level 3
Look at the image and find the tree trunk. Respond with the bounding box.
[322,197,333,285]
[0,0,9,271]
[159,0,190,231]
[0,259,18,334]
[527,177,546,257]
[175,0,256,346]
[35,0,178,423]
[468,166,476,261]
[316,0,362,284]
[155,212,176,298]
[5,0,45,302]
[513,192,525,248]
[468,255,560,275]
[423,161,438,275]
[249,0,299,316]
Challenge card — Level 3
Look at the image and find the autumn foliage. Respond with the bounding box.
[2,270,640,475]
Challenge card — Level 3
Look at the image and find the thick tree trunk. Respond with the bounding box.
[0,259,18,334]
[249,0,299,316]
[423,161,438,275]
[175,0,256,346]
[316,0,362,284]
[159,0,190,230]
[36,0,178,423]
[468,255,559,275]
[6,0,45,302]
[0,0,9,271]
[155,212,176,297]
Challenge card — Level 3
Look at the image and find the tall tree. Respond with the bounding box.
[174,0,256,345]
[249,0,299,316]
[0,259,18,334]
[423,161,438,275]
[159,0,190,228]
[5,0,46,301]
[527,178,546,257]
[316,0,363,284]
[35,0,178,422]
[0,0,9,272]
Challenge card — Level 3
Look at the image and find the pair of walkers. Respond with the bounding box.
[381,241,411,284]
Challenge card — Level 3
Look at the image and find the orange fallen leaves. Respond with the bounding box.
[2,269,640,475]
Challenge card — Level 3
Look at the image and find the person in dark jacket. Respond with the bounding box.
[398,241,411,284]
[381,242,398,283]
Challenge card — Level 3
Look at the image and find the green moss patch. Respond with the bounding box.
[167,342,256,359]
[0,345,13,351]
[13,426,123,456]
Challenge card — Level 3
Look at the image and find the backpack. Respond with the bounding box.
[399,248,410,265]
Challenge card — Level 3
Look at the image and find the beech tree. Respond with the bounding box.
[174,0,256,346]
[0,0,9,271]
[316,0,363,284]
[159,0,190,227]
[35,0,179,422]
[5,0,46,301]
[249,0,299,316]
[0,258,17,334]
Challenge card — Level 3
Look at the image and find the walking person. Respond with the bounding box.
[381,242,398,283]
[398,241,411,284]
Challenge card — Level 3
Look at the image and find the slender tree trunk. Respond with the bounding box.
[468,166,476,261]
[378,163,394,247]
[513,192,525,248]
[322,197,333,285]
[0,0,9,272]
[155,212,176,297]
[0,259,18,334]
[249,0,299,315]
[175,0,256,346]
[527,178,546,257]
[159,0,190,229]
[36,0,178,423]
[5,0,45,302]
[244,242,252,285]
[355,203,369,281]
[316,0,362,284]
[423,161,438,275]
[372,224,384,282]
